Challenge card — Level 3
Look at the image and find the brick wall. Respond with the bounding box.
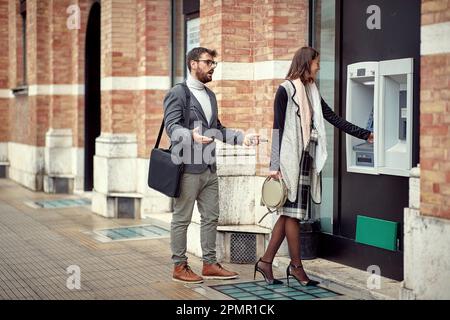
[201,0,309,175]
[420,0,450,219]
[136,0,171,158]
[3,0,311,184]
[7,0,88,147]
[0,0,169,157]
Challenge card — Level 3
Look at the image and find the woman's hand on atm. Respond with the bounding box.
[367,133,374,144]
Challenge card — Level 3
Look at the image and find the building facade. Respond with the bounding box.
[0,0,448,299]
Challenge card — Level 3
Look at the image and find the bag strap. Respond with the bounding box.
[155,81,191,149]
[258,207,278,224]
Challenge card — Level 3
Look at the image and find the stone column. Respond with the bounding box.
[91,0,137,218]
[92,0,172,218]
[7,0,49,191]
[92,133,140,218]
[43,0,89,193]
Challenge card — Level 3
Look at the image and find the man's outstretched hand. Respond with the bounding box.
[192,127,213,144]
[243,134,261,146]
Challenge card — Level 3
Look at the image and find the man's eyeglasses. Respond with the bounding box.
[195,59,218,68]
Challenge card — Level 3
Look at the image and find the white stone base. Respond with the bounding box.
[73,148,84,192]
[92,133,141,218]
[93,133,138,194]
[0,142,8,162]
[43,176,74,194]
[403,208,450,299]
[0,143,8,178]
[399,282,416,300]
[91,191,142,219]
[8,142,44,191]
[92,191,115,218]
[44,129,75,193]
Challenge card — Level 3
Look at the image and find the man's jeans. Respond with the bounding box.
[171,168,219,265]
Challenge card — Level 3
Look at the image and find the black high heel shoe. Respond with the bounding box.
[254,258,283,285]
[286,263,319,287]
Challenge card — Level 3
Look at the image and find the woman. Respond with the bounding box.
[255,47,373,286]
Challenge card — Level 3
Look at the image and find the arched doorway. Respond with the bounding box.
[84,2,101,191]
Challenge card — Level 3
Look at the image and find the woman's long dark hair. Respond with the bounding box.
[286,47,320,84]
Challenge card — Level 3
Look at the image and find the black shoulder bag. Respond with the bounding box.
[147,82,190,198]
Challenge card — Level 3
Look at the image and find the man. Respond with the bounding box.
[163,47,259,283]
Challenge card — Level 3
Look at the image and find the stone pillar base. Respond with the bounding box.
[403,207,450,299]
[399,282,416,300]
[0,143,8,178]
[92,191,141,219]
[92,133,140,218]
[8,143,44,191]
[43,176,74,194]
[44,129,75,194]
[0,162,9,178]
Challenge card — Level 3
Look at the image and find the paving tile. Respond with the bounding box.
[0,179,351,300]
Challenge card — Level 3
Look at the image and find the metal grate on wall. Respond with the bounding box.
[230,232,257,264]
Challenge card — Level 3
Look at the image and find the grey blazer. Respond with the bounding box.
[163,83,245,174]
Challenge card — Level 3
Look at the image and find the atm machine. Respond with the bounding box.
[346,58,413,177]
[346,61,379,174]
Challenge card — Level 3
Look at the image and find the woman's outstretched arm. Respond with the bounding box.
[321,98,372,141]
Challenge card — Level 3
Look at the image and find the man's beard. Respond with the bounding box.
[196,69,213,84]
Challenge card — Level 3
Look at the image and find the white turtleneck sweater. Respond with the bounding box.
[186,74,213,126]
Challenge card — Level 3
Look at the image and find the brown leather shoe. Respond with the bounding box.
[172,262,203,284]
[202,263,239,280]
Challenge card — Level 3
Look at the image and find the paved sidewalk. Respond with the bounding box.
[0,178,363,300]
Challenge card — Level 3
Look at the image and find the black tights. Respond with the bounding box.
[258,215,309,281]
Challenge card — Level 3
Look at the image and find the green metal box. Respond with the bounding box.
[355,215,399,251]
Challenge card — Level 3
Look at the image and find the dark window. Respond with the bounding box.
[170,0,199,84]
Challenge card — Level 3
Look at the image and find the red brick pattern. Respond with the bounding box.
[253,0,308,62]
[101,0,170,151]
[420,54,450,219]
[422,0,450,25]
[4,0,309,161]
[136,0,170,158]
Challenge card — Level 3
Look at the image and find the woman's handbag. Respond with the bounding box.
[147,83,190,198]
[258,176,288,223]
